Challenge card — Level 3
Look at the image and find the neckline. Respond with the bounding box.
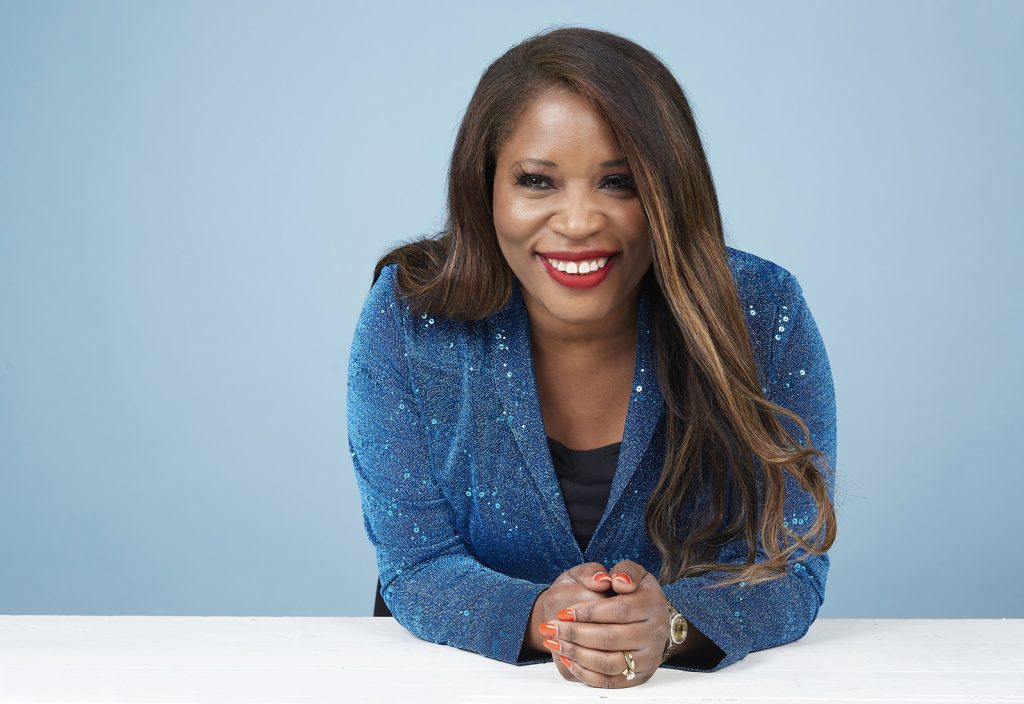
[546,435,623,456]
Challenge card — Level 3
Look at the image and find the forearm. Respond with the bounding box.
[380,552,548,665]
[660,558,825,672]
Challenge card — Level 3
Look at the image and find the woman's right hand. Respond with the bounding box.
[526,562,616,678]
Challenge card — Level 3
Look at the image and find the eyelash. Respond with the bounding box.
[511,168,636,192]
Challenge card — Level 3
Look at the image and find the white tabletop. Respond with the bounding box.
[0,616,1021,703]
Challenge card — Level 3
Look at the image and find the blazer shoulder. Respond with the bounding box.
[725,245,794,294]
[363,262,427,332]
[353,262,406,342]
[367,262,478,373]
[725,245,801,387]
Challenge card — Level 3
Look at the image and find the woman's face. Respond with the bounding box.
[492,89,652,331]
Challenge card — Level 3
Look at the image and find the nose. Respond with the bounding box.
[551,189,603,239]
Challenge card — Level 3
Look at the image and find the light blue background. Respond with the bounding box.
[2,1,1021,617]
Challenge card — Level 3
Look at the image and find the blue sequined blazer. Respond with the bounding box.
[346,245,837,672]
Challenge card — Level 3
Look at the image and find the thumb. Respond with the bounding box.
[570,563,614,593]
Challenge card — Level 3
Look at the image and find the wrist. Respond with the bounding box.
[526,588,550,653]
[661,602,689,663]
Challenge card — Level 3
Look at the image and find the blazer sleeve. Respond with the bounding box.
[346,265,549,665]
[661,269,837,672]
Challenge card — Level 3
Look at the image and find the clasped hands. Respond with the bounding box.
[527,560,671,688]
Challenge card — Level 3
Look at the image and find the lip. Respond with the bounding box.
[536,250,619,261]
[537,252,618,289]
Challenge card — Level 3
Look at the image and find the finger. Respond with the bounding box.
[570,561,614,593]
[557,594,642,625]
[553,650,578,682]
[542,618,647,652]
[607,559,649,594]
[543,633,623,678]
[551,637,654,681]
[554,648,635,689]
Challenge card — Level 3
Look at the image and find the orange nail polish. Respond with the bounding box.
[612,572,632,585]
[593,571,612,582]
[559,655,572,669]
[557,608,576,621]
[543,637,561,651]
[538,623,557,637]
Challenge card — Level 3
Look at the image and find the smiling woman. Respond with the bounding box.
[348,26,837,689]
[494,89,650,312]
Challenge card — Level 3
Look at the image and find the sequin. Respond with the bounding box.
[347,245,837,672]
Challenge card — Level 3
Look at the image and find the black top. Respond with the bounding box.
[546,435,622,553]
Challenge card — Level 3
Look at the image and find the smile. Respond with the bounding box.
[536,253,618,289]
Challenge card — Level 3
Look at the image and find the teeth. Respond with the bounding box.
[545,256,610,274]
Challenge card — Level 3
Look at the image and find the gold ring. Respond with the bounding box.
[621,650,636,680]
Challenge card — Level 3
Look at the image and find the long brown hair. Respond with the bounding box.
[370,26,835,588]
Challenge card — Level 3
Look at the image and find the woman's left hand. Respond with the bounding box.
[539,559,670,688]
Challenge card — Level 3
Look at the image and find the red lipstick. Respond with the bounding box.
[536,251,618,289]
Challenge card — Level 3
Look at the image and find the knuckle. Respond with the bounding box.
[597,628,617,651]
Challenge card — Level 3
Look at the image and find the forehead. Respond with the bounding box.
[500,90,619,158]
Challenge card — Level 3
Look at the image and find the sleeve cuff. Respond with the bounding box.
[499,580,549,665]
[661,577,751,672]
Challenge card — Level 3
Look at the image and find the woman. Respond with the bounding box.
[346,26,837,688]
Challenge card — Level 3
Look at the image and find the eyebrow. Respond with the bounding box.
[512,157,628,168]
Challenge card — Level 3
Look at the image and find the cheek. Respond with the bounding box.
[492,192,535,246]
[615,207,650,252]
[491,185,513,234]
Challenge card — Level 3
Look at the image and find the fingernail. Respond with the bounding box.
[559,655,573,669]
[543,637,561,651]
[538,623,557,637]
[593,571,612,582]
[557,608,576,621]
[612,572,632,585]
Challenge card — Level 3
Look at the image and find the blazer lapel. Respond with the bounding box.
[486,276,665,563]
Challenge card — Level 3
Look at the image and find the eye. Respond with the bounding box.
[603,174,636,191]
[510,168,637,192]
[513,169,552,190]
